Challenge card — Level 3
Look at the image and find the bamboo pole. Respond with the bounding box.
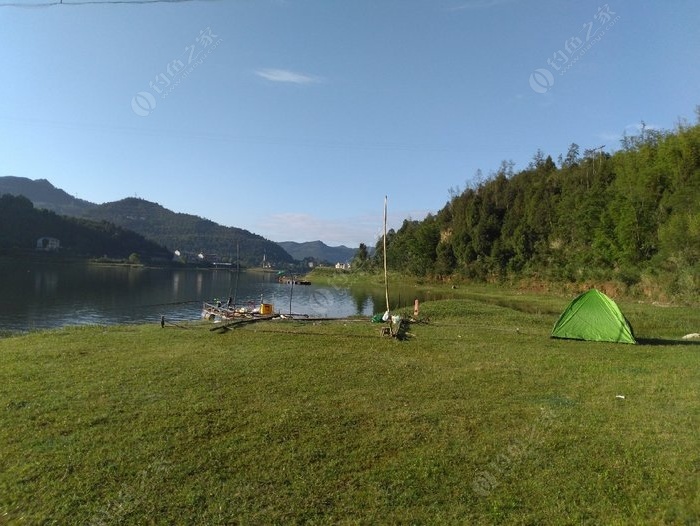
[232,242,240,307]
[384,195,390,313]
[289,278,294,315]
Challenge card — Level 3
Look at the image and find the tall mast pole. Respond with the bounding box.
[384,195,390,313]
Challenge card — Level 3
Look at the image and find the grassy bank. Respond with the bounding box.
[1,290,699,524]
[308,267,700,308]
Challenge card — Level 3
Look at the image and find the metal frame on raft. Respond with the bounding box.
[201,300,274,322]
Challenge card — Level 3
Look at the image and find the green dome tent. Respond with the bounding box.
[551,289,636,344]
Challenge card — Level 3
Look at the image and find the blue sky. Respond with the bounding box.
[1,0,699,247]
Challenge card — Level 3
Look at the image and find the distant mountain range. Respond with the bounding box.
[0,176,291,266]
[278,240,357,264]
[0,176,361,266]
[0,176,97,217]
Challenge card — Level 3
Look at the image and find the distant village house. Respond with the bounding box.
[36,237,60,251]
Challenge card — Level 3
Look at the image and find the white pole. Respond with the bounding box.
[384,195,390,313]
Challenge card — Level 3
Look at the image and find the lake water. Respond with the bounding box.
[0,260,424,332]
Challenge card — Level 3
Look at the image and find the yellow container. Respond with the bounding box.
[260,303,273,315]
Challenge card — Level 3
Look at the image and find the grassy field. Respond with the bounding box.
[1,287,699,524]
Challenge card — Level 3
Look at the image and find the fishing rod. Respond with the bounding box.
[232,241,240,307]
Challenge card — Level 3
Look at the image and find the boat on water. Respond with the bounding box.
[201,299,275,321]
[278,275,311,285]
[201,242,279,322]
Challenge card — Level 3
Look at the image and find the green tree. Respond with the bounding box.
[352,243,371,270]
[380,116,699,299]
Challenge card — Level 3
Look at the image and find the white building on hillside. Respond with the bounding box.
[36,237,60,251]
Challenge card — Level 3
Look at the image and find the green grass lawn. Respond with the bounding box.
[1,289,699,524]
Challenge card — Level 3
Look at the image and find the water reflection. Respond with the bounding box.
[0,260,440,332]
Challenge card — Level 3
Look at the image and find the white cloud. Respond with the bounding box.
[446,0,519,11]
[598,131,622,142]
[624,122,661,134]
[255,68,322,84]
[598,122,663,144]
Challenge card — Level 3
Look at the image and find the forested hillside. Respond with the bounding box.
[0,194,172,261]
[373,120,700,301]
[0,177,294,267]
[83,198,293,267]
[0,176,96,217]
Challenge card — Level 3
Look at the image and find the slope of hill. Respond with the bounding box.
[379,122,700,301]
[0,194,171,261]
[278,240,357,264]
[0,177,293,267]
[83,198,293,267]
[0,176,95,217]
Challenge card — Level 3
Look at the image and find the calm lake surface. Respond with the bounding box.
[0,260,431,332]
